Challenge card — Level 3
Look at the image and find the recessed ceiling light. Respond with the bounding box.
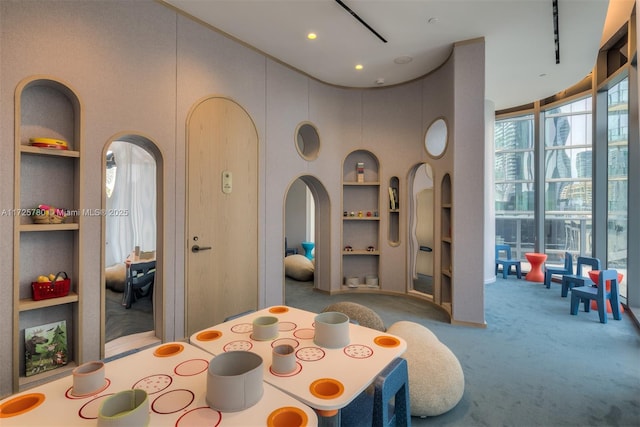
[307,33,317,40]
[394,56,413,65]
[428,17,440,24]
[355,64,363,70]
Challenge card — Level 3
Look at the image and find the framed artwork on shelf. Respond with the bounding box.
[24,320,68,376]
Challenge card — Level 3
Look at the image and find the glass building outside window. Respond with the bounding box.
[494,115,535,260]
[543,97,593,267]
[607,77,629,297]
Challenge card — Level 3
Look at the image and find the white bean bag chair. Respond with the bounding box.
[387,321,464,417]
[284,254,314,281]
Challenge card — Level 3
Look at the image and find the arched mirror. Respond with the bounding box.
[103,137,161,358]
[408,163,435,298]
[295,122,320,160]
[425,118,448,158]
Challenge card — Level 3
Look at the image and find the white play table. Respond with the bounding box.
[189,306,407,416]
[0,341,317,426]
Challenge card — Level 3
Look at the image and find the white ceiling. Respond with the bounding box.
[163,0,630,110]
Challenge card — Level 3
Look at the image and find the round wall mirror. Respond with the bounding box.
[425,118,448,158]
[295,122,320,160]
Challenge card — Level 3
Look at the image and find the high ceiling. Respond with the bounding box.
[162,0,631,110]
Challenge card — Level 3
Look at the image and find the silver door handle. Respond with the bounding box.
[191,244,212,253]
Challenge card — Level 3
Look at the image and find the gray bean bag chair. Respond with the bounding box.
[322,301,386,332]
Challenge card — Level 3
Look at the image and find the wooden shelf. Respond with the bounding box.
[18,361,77,388]
[18,292,79,312]
[21,145,80,158]
[20,223,79,232]
[343,217,379,221]
[341,284,381,291]
[342,250,380,256]
[440,302,452,315]
[342,181,380,186]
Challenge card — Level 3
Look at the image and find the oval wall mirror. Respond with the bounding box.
[425,118,448,158]
[295,122,320,160]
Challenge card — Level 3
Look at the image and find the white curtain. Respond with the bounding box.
[105,141,156,267]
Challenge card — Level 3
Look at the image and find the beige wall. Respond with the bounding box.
[0,0,486,397]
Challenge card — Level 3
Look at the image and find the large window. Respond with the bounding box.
[494,17,636,313]
[607,77,628,297]
[543,97,593,267]
[494,115,535,259]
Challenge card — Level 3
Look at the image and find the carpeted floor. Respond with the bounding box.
[413,273,434,295]
[105,288,153,343]
[285,276,640,426]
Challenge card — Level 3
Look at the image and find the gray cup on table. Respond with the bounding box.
[252,315,279,340]
[206,351,264,412]
[271,344,296,374]
[313,311,350,348]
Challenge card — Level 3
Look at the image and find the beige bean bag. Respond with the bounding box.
[387,321,464,417]
[322,301,386,332]
[284,254,314,281]
[105,263,127,292]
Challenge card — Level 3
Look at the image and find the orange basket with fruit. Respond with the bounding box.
[31,272,70,301]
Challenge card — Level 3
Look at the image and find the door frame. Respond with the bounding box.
[184,95,259,334]
[100,132,164,357]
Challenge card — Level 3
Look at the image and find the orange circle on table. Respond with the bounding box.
[267,406,308,427]
[196,330,222,341]
[269,306,289,314]
[0,393,45,418]
[309,378,344,400]
[153,343,184,357]
[374,335,401,348]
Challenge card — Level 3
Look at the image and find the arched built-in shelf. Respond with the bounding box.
[439,173,453,314]
[341,150,380,289]
[13,76,83,391]
[388,176,400,245]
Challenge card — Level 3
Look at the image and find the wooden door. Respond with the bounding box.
[186,97,258,335]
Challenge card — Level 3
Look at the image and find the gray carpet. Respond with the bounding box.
[105,288,153,342]
[285,276,640,426]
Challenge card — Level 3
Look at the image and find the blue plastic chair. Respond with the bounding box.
[544,252,573,289]
[340,357,411,427]
[561,256,601,297]
[495,244,522,279]
[570,269,622,323]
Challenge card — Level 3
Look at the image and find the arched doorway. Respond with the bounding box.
[102,134,163,358]
[283,175,331,298]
